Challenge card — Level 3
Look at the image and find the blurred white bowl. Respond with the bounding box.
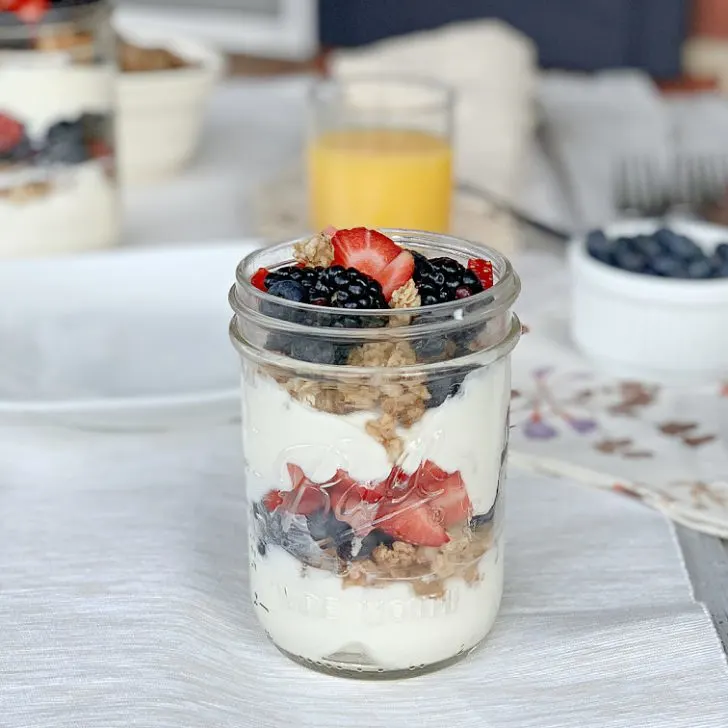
[569,219,728,384]
[117,31,225,184]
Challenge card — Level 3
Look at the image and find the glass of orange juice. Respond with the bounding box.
[308,76,454,232]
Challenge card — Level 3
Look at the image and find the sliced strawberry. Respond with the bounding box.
[250,267,269,291]
[326,470,381,536]
[87,139,112,159]
[282,485,327,516]
[262,489,284,512]
[0,114,23,154]
[377,501,449,546]
[331,227,401,279]
[379,250,415,301]
[322,225,338,237]
[468,258,494,289]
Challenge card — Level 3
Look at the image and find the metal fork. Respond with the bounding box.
[613,157,670,218]
[615,154,728,219]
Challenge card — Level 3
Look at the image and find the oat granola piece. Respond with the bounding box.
[389,279,421,309]
[0,181,52,204]
[293,231,334,267]
[365,414,404,461]
[348,341,417,368]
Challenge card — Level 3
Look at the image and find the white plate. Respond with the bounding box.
[0,241,258,425]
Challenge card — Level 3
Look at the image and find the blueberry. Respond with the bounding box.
[0,132,32,163]
[653,229,702,261]
[686,257,714,279]
[470,505,496,530]
[257,540,267,556]
[305,509,351,547]
[289,337,338,365]
[612,244,648,274]
[650,255,688,278]
[41,120,88,164]
[633,234,664,260]
[414,335,450,361]
[355,530,394,561]
[426,372,465,408]
[267,279,307,302]
[715,243,728,262]
[585,230,612,264]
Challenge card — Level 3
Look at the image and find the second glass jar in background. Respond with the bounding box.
[0,0,119,258]
[307,76,455,234]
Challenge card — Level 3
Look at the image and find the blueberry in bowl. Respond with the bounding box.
[585,226,728,280]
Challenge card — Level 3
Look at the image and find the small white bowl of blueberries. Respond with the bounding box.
[570,219,728,384]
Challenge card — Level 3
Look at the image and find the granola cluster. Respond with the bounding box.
[268,339,430,461]
[292,231,335,267]
[0,181,52,204]
[344,523,494,598]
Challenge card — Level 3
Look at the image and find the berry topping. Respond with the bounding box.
[379,250,415,301]
[378,501,449,547]
[0,113,26,159]
[332,227,401,278]
[267,279,307,302]
[41,120,89,165]
[467,258,494,289]
[1,0,48,22]
[262,489,284,512]
[331,227,413,300]
[413,252,484,305]
[250,267,269,291]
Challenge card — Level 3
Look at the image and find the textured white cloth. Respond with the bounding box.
[1,422,727,727]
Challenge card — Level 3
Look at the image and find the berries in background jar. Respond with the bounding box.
[0,113,32,163]
[41,119,89,165]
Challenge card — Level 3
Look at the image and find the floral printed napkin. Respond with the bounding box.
[510,251,728,538]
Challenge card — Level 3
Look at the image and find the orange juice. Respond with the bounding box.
[308,128,453,232]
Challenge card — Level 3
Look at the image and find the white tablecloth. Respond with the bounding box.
[2,423,727,727]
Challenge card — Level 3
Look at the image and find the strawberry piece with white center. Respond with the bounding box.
[331,227,414,302]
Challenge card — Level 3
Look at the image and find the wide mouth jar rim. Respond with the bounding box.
[233,229,520,338]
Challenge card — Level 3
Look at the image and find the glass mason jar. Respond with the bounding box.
[308,77,454,233]
[0,0,119,258]
[229,230,520,678]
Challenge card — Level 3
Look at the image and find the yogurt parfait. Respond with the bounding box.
[0,0,118,258]
[229,227,520,678]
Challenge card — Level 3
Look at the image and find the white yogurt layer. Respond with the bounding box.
[242,357,509,514]
[0,162,118,257]
[250,539,503,670]
[0,65,113,137]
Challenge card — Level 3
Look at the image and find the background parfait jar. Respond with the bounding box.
[0,0,119,258]
[229,229,521,679]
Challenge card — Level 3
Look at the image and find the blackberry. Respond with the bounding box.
[313,265,387,310]
[412,252,484,305]
[263,265,387,364]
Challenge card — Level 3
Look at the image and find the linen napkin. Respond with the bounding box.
[511,250,728,538]
[2,421,727,727]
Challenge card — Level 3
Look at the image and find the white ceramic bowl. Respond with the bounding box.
[117,31,225,184]
[569,219,728,384]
